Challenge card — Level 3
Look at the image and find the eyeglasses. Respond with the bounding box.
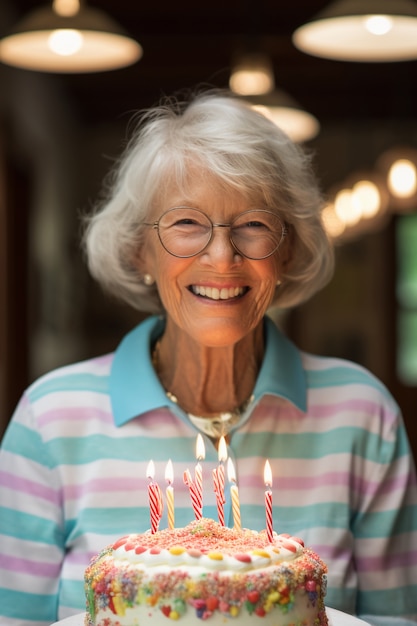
[143,207,288,260]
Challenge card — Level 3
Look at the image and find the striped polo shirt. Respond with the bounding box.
[1,314,416,625]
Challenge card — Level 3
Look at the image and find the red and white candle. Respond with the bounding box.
[264,459,273,543]
[184,468,202,520]
[183,435,206,520]
[147,460,163,534]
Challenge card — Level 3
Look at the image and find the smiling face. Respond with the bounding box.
[139,170,290,348]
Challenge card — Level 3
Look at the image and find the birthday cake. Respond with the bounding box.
[84,518,328,626]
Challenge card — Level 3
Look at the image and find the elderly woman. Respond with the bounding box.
[0,91,416,626]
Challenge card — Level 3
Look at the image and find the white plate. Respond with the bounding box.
[52,607,371,625]
[327,608,372,625]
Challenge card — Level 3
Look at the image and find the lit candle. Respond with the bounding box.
[165,459,175,530]
[147,460,163,534]
[195,434,205,513]
[212,435,228,526]
[264,459,273,543]
[227,457,241,530]
[184,469,202,520]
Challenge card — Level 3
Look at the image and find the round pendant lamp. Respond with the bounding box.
[0,0,142,73]
[243,90,320,143]
[293,0,417,62]
[229,52,275,96]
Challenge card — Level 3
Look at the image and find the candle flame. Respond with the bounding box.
[196,433,205,460]
[183,469,192,486]
[218,436,228,463]
[264,459,272,487]
[146,459,155,480]
[227,457,237,483]
[165,459,174,484]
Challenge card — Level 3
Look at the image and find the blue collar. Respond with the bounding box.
[110,315,307,427]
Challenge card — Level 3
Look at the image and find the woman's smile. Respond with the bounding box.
[188,284,249,301]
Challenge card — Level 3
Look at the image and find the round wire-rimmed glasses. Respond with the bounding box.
[143,207,288,260]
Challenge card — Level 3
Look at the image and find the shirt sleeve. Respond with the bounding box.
[352,399,417,624]
[0,393,65,626]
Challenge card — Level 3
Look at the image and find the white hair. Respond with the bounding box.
[84,89,334,313]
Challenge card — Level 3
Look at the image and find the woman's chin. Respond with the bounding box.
[183,318,261,348]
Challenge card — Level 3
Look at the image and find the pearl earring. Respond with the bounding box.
[143,273,155,286]
[276,279,282,286]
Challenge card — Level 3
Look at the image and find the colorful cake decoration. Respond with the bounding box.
[84,436,328,626]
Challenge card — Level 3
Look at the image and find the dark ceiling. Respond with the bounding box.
[2,0,417,127]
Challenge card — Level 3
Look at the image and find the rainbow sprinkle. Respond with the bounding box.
[84,518,328,626]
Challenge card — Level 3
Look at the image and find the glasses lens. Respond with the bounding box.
[158,208,212,257]
[231,210,284,259]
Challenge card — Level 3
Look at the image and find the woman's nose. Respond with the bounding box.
[200,225,241,266]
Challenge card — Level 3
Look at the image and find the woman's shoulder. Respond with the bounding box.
[26,352,115,399]
[301,350,398,409]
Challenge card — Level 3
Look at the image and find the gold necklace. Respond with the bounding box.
[152,341,253,438]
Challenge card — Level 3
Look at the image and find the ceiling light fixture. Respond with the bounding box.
[292,0,417,62]
[243,90,320,143]
[0,0,142,73]
[229,52,275,95]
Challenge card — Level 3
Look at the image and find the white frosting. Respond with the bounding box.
[113,532,303,572]
[85,521,328,626]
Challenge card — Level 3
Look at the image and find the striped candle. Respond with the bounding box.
[213,436,227,526]
[264,459,273,542]
[227,457,241,530]
[184,469,202,520]
[165,459,175,529]
[212,467,225,526]
[195,434,205,513]
[146,460,163,534]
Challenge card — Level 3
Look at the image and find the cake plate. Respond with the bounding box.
[52,607,371,625]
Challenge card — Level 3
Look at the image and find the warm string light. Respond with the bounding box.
[264,460,274,543]
[388,159,417,198]
[323,147,417,242]
[146,460,163,534]
[165,459,175,530]
[227,457,241,530]
[212,436,228,526]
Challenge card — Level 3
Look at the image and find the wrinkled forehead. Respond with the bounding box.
[149,160,267,217]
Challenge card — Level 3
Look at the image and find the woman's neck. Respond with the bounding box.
[153,319,265,417]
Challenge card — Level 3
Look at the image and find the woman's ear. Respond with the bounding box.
[133,227,154,275]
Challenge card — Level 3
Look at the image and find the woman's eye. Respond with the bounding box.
[170,218,207,230]
[174,219,197,225]
[244,221,269,229]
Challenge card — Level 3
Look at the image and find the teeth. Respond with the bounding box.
[192,286,245,300]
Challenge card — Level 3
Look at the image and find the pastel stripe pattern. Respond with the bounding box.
[0,315,416,626]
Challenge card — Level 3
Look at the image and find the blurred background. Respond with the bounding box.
[0,0,416,461]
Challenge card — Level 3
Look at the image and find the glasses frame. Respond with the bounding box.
[143,207,288,260]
